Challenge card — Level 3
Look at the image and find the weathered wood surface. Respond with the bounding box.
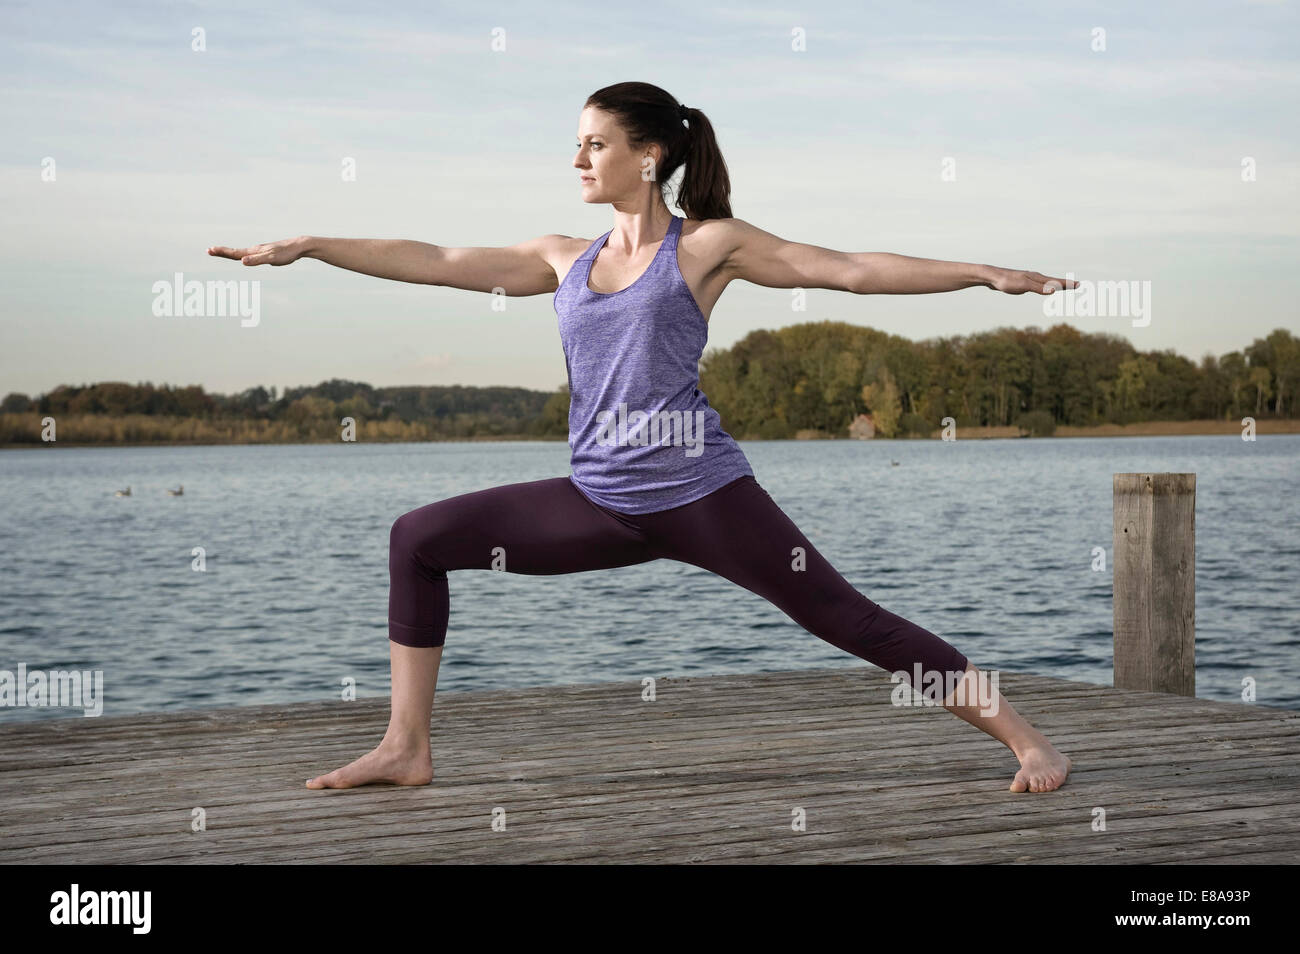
[2,668,1297,864]
[1113,473,1197,696]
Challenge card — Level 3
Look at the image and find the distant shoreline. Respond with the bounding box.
[3,417,1297,450]
[916,419,1300,440]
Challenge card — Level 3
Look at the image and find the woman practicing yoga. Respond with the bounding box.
[209,82,1073,793]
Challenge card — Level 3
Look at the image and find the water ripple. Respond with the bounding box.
[2,435,1296,719]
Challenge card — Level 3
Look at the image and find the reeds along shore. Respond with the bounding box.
[0,413,555,446]
[2,413,1299,448]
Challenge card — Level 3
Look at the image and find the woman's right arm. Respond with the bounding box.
[207,234,566,296]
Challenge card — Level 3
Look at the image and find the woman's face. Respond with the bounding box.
[573,106,661,203]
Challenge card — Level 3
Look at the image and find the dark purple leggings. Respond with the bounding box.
[388,474,969,686]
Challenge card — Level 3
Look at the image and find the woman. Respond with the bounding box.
[209,82,1073,794]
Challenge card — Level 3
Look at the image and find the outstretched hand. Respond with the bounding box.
[207,236,308,266]
[988,267,1079,296]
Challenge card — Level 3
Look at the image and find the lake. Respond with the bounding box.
[1,434,1296,722]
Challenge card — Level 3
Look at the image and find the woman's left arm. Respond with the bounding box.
[721,218,1077,296]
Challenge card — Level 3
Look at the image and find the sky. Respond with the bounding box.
[2,0,1298,399]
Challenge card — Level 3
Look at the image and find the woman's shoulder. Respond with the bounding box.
[679,216,749,265]
[680,215,756,243]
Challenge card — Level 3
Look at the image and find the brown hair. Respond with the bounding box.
[583,81,733,220]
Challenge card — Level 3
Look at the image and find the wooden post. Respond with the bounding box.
[1113,473,1196,695]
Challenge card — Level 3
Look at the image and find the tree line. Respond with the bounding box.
[0,380,564,443]
[699,322,1297,438]
[2,323,1295,445]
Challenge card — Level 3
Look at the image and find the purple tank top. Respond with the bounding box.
[553,214,754,514]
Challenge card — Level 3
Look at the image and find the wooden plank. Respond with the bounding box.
[2,667,1297,864]
[1113,473,1196,695]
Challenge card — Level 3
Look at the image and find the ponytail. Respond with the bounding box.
[583,82,733,220]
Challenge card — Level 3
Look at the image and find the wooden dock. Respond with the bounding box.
[3,667,1298,864]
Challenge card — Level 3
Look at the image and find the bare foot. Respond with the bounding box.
[1010,744,1071,793]
[306,741,433,789]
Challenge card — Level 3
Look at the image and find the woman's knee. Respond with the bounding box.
[389,505,453,569]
